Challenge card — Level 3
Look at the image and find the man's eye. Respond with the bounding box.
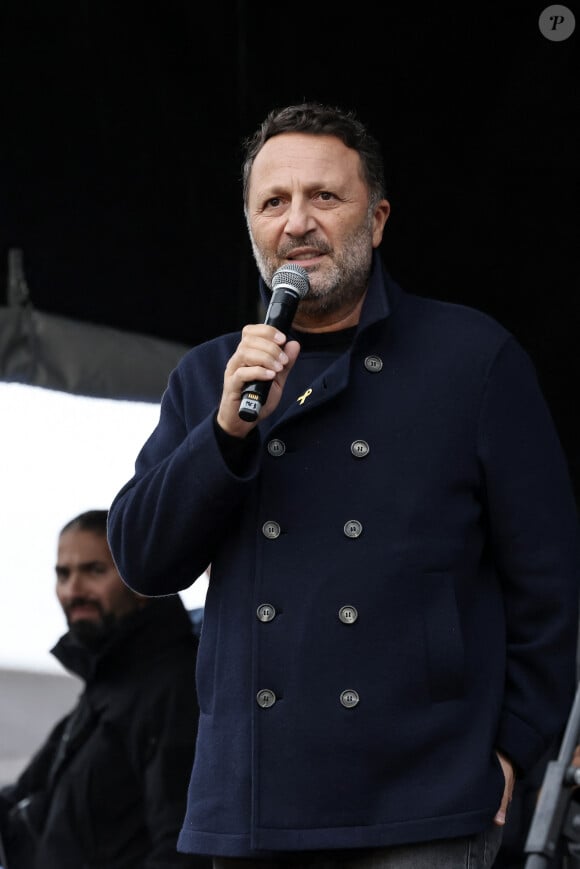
[265,197,282,208]
[319,191,335,201]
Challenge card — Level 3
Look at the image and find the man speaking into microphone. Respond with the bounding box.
[107,103,580,868]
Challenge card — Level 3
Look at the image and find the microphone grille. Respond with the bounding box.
[271,263,310,299]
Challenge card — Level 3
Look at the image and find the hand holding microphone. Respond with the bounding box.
[238,264,310,423]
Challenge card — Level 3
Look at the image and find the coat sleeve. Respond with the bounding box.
[0,714,70,810]
[107,355,261,596]
[0,715,70,863]
[478,336,580,773]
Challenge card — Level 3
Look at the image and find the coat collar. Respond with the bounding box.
[262,252,403,428]
[50,595,195,682]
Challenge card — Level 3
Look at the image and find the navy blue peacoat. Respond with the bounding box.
[108,253,580,858]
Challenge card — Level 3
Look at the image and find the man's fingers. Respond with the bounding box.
[494,752,515,826]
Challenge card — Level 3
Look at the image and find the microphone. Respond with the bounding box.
[238,263,310,422]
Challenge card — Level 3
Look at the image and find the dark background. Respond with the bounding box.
[1,2,578,481]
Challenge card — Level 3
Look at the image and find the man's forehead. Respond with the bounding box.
[250,132,362,184]
[57,530,111,561]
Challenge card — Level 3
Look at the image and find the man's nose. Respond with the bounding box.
[284,199,316,236]
[64,572,86,597]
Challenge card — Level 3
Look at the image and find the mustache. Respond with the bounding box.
[64,597,105,619]
[277,239,331,257]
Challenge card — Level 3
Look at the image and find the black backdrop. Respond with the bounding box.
[1,2,578,481]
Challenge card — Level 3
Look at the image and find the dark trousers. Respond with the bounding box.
[213,824,504,868]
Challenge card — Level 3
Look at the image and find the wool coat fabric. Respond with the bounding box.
[0,596,210,869]
[108,253,580,859]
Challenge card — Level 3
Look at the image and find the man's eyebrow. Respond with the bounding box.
[55,560,105,572]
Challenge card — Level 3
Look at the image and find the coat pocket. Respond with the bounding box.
[421,572,465,702]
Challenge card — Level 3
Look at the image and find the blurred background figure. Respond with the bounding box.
[0,509,210,869]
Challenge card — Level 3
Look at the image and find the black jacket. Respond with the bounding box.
[0,596,210,868]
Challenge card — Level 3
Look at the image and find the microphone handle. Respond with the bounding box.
[238,286,301,422]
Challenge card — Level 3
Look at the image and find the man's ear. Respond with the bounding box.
[372,199,390,248]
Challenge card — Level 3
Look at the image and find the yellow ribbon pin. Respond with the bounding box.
[297,388,313,406]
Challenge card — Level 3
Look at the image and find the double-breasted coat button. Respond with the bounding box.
[267,438,286,457]
[340,689,360,708]
[343,520,363,538]
[339,605,358,624]
[262,521,281,539]
[364,355,383,372]
[256,689,277,708]
[351,440,370,458]
[257,603,276,622]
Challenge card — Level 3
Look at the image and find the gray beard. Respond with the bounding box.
[251,219,375,321]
